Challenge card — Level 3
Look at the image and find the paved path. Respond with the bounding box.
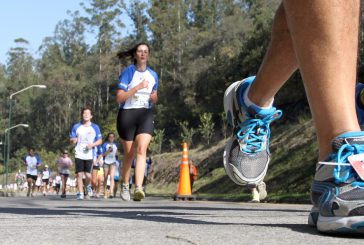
[0,194,362,244]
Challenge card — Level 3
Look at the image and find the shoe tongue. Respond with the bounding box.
[332,135,364,151]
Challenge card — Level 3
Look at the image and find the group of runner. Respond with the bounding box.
[21,42,158,202]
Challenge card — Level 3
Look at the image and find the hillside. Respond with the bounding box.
[147,118,318,203]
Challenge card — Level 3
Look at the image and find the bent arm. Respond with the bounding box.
[150,90,158,104]
[70,138,77,144]
[116,88,138,104]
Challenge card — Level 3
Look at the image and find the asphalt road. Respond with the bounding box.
[0,194,362,244]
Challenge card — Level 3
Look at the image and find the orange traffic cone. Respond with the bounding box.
[174,142,196,201]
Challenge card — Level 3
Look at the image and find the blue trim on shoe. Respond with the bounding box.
[237,76,256,110]
[336,131,364,138]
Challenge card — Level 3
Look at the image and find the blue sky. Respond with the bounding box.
[0,1,132,65]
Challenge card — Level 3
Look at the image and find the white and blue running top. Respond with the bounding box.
[118,65,158,109]
[70,123,102,160]
[23,154,42,176]
[100,142,118,164]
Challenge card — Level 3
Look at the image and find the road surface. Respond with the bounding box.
[0,194,362,244]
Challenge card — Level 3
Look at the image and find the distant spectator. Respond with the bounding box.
[189,159,198,192]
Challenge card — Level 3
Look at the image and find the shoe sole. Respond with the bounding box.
[316,215,364,234]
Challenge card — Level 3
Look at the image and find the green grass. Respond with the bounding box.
[146,116,318,204]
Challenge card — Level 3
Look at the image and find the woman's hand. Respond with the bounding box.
[150,90,158,103]
[136,79,149,90]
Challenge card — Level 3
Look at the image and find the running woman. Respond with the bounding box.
[41,165,51,196]
[113,159,121,197]
[54,174,61,195]
[116,42,158,201]
[23,147,42,197]
[56,150,73,198]
[100,133,119,199]
[91,146,103,198]
[70,106,102,200]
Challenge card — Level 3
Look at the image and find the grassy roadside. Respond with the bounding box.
[146,118,317,204]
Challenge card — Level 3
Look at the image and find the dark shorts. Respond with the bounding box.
[117,108,154,141]
[55,184,61,188]
[75,158,93,173]
[60,173,69,178]
[92,165,100,171]
[26,174,37,181]
[42,179,49,185]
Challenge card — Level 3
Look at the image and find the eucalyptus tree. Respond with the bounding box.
[81,0,125,114]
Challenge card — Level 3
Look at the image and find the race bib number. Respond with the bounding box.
[78,143,90,153]
[131,92,150,107]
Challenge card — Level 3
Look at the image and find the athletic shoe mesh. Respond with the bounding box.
[229,140,268,178]
[338,188,364,201]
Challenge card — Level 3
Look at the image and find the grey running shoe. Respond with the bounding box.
[309,132,364,234]
[133,187,145,201]
[223,77,282,186]
[120,183,130,201]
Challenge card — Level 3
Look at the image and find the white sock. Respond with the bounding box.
[242,84,273,110]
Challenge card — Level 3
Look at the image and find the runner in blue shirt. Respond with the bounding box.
[70,106,102,200]
[116,42,158,201]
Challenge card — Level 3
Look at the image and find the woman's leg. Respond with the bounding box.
[103,166,110,197]
[134,134,152,188]
[77,172,84,194]
[121,140,134,186]
[91,169,97,193]
[109,164,116,197]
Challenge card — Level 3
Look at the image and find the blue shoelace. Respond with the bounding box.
[236,110,282,153]
[333,143,364,187]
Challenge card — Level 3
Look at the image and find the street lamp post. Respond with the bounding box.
[4,124,29,187]
[4,84,46,187]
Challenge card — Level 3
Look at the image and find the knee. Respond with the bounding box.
[136,145,147,155]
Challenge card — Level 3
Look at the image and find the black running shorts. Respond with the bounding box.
[75,158,93,174]
[117,108,154,141]
[26,174,37,181]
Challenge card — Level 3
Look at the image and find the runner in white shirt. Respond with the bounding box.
[100,132,119,199]
[113,160,121,197]
[70,106,102,200]
[41,165,51,196]
[116,42,158,201]
[55,174,62,195]
[23,147,42,197]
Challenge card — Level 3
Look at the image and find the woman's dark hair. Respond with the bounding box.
[104,132,115,142]
[117,42,150,65]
